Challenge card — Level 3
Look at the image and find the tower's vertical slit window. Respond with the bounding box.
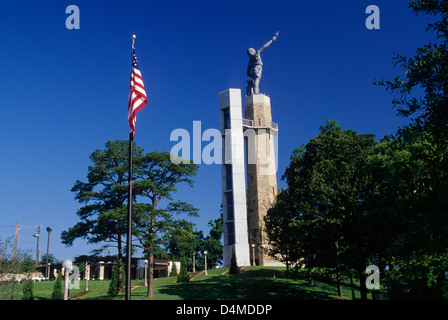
[223,108,231,129]
[225,164,233,191]
[226,192,234,221]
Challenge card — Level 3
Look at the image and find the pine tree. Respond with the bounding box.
[51,271,63,300]
[108,259,125,295]
[21,278,34,300]
[108,261,119,295]
[229,247,239,274]
[177,258,190,282]
[170,262,178,277]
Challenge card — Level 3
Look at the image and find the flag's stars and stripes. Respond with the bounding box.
[127,47,148,138]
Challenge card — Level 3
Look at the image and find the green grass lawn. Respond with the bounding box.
[14,267,386,300]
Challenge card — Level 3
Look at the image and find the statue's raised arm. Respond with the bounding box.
[246,31,279,95]
[257,31,279,54]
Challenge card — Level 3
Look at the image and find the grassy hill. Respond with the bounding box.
[17,266,385,300]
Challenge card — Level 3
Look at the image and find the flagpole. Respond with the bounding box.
[126,131,133,300]
[125,34,136,301]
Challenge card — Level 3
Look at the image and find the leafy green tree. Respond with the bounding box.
[0,236,30,299]
[39,254,59,266]
[376,0,448,140]
[202,215,223,269]
[21,255,35,273]
[190,214,223,271]
[265,189,304,270]
[62,140,144,295]
[279,120,376,299]
[165,219,197,263]
[368,131,448,298]
[374,0,448,299]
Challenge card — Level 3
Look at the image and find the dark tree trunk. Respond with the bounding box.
[336,267,343,298]
[146,226,155,298]
[350,272,356,300]
[334,241,343,298]
[308,267,314,285]
[358,269,367,300]
[117,234,123,295]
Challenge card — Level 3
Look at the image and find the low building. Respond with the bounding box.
[37,256,176,281]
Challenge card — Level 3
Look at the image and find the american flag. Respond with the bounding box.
[128,46,148,139]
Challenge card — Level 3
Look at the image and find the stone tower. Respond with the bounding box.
[244,93,278,266]
[219,89,279,267]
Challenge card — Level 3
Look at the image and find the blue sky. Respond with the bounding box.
[0,0,436,261]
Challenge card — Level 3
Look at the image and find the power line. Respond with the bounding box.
[0,224,42,229]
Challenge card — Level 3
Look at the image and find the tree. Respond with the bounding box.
[40,254,59,265]
[170,262,178,277]
[280,120,376,299]
[265,189,304,270]
[202,215,223,269]
[229,247,239,275]
[132,151,198,297]
[165,219,197,263]
[368,131,448,298]
[0,236,29,300]
[21,255,35,273]
[177,258,190,282]
[376,0,448,140]
[108,258,125,296]
[51,270,63,300]
[21,279,34,300]
[374,0,448,299]
[62,140,144,295]
[190,214,224,271]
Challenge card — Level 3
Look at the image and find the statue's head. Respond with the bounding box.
[247,48,256,56]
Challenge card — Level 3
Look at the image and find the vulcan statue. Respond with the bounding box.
[246,31,279,96]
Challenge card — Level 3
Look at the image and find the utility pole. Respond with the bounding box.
[13,222,18,260]
[33,225,42,268]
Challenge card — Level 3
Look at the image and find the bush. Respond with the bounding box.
[21,278,34,300]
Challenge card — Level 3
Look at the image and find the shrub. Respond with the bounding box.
[51,271,63,300]
[21,278,34,300]
[170,262,178,277]
[177,258,190,282]
[229,247,239,274]
[108,259,125,295]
